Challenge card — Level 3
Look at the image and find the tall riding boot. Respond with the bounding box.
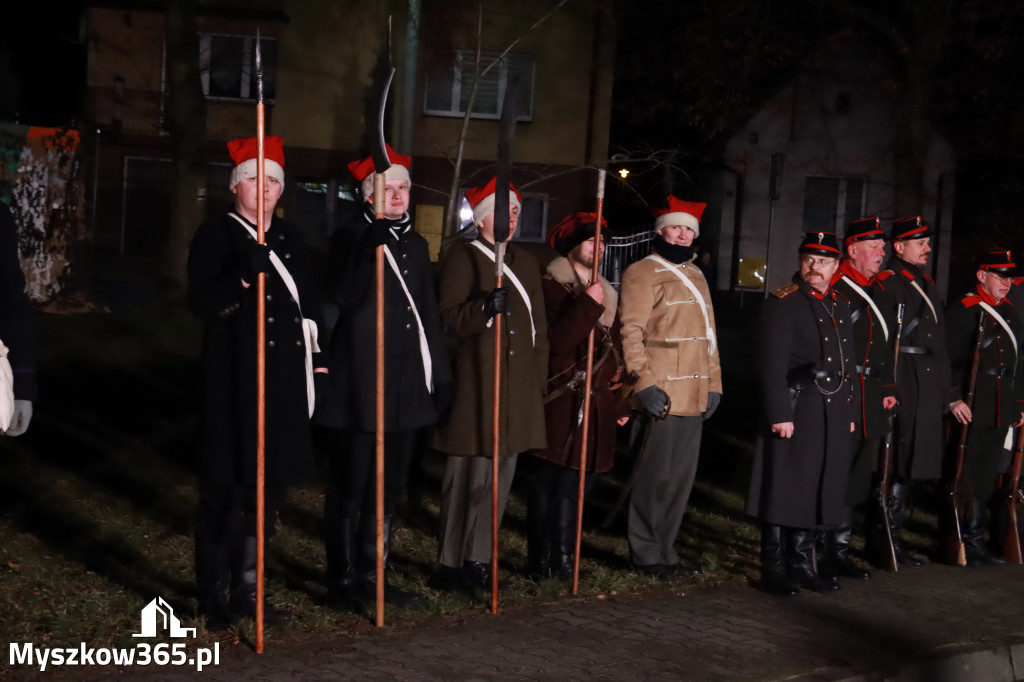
[324,518,365,613]
[821,513,870,580]
[549,496,576,580]
[760,524,798,596]
[964,497,1005,566]
[889,481,924,567]
[786,528,840,592]
[228,536,292,626]
[356,515,423,607]
[813,530,838,583]
[195,533,235,630]
[526,489,552,579]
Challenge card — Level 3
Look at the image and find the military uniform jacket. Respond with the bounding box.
[187,212,326,486]
[315,214,451,433]
[746,276,858,529]
[619,253,722,416]
[946,287,1024,432]
[431,238,549,457]
[831,261,896,440]
[0,203,36,401]
[874,257,951,479]
[533,257,630,473]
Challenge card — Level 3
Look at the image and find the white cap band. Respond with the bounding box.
[361,165,411,199]
[654,211,700,236]
[472,192,521,225]
[229,159,285,190]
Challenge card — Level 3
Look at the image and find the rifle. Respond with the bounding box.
[1000,426,1024,564]
[571,170,607,595]
[940,310,986,566]
[873,302,904,571]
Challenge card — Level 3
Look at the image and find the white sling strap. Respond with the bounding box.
[909,278,939,327]
[229,213,320,416]
[469,239,536,346]
[840,275,889,341]
[382,244,434,392]
[645,254,717,356]
[977,300,1018,358]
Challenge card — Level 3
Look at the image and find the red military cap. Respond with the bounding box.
[844,217,885,244]
[547,212,608,256]
[652,196,707,237]
[465,177,522,224]
[347,143,412,198]
[890,216,932,241]
[799,231,841,257]
[977,248,1016,277]
[227,135,285,189]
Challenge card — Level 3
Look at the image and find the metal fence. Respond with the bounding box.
[600,227,655,290]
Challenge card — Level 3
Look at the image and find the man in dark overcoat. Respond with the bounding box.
[526,212,630,579]
[747,231,857,595]
[873,216,950,565]
[187,136,327,629]
[316,145,450,611]
[431,177,549,595]
[945,249,1024,565]
[827,217,897,578]
[0,201,36,437]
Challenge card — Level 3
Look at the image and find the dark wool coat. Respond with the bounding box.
[532,257,630,473]
[874,257,951,480]
[746,276,858,529]
[315,214,450,432]
[0,203,36,401]
[187,212,326,486]
[832,262,896,440]
[432,238,548,457]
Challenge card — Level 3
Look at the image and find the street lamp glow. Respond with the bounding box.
[618,168,630,179]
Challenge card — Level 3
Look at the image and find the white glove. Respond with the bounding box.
[4,400,32,436]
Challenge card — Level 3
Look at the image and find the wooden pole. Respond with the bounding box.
[491,242,506,614]
[571,170,606,595]
[254,33,266,654]
[374,173,387,627]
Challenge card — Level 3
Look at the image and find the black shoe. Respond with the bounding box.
[428,565,477,597]
[822,555,870,580]
[786,528,841,592]
[661,562,702,578]
[198,595,236,631]
[761,572,799,596]
[324,581,366,614]
[634,563,666,578]
[357,576,424,607]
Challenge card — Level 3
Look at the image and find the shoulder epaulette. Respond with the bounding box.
[1014,277,1024,287]
[876,270,895,282]
[901,269,915,281]
[923,273,935,285]
[962,294,982,308]
[771,283,799,299]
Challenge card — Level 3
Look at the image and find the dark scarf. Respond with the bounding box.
[363,203,412,241]
[652,237,694,264]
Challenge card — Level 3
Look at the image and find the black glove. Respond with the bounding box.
[635,385,671,419]
[483,288,508,319]
[702,391,721,421]
[313,371,331,415]
[362,218,395,249]
[242,241,272,281]
[432,382,454,416]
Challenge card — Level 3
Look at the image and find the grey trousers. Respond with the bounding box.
[627,415,702,567]
[438,454,518,568]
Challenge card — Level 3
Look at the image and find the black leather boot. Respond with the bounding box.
[786,528,840,592]
[760,524,798,596]
[228,536,293,626]
[356,515,423,607]
[964,497,1005,566]
[526,489,552,579]
[889,481,924,567]
[195,532,235,631]
[324,517,365,613]
[549,496,576,580]
[821,516,870,580]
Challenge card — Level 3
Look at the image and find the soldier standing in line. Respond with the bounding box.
[945,249,1024,565]
[316,144,451,612]
[873,216,951,566]
[826,217,897,578]
[431,178,549,596]
[747,231,857,595]
[619,197,721,578]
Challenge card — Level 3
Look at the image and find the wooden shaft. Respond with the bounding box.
[571,170,606,594]
[255,102,266,654]
[373,173,387,626]
[491,248,505,615]
[1004,427,1024,564]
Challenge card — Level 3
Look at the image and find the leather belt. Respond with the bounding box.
[900,345,931,355]
[855,364,878,376]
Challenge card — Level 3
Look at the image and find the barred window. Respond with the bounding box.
[425,50,534,121]
[198,33,277,101]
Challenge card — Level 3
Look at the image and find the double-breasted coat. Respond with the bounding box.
[432,238,548,458]
[746,276,858,529]
[187,212,326,486]
[533,256,630,473]
[874,257,951,480]
[619,254,722,416]
[315,215,450,433]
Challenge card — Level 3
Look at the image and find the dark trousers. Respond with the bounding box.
[324,429,417,522]
[196,482,287,544]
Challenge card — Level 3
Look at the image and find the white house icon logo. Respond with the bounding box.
[132,597,197,638]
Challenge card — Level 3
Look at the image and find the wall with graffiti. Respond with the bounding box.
[0,124,88,307]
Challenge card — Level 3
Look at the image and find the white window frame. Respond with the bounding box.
[424,50,534,121]
[198,32,276,102]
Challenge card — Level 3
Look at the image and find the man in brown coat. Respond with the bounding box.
[619,197,722,577]
[431,178,549,595]
[526,213,631,579]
